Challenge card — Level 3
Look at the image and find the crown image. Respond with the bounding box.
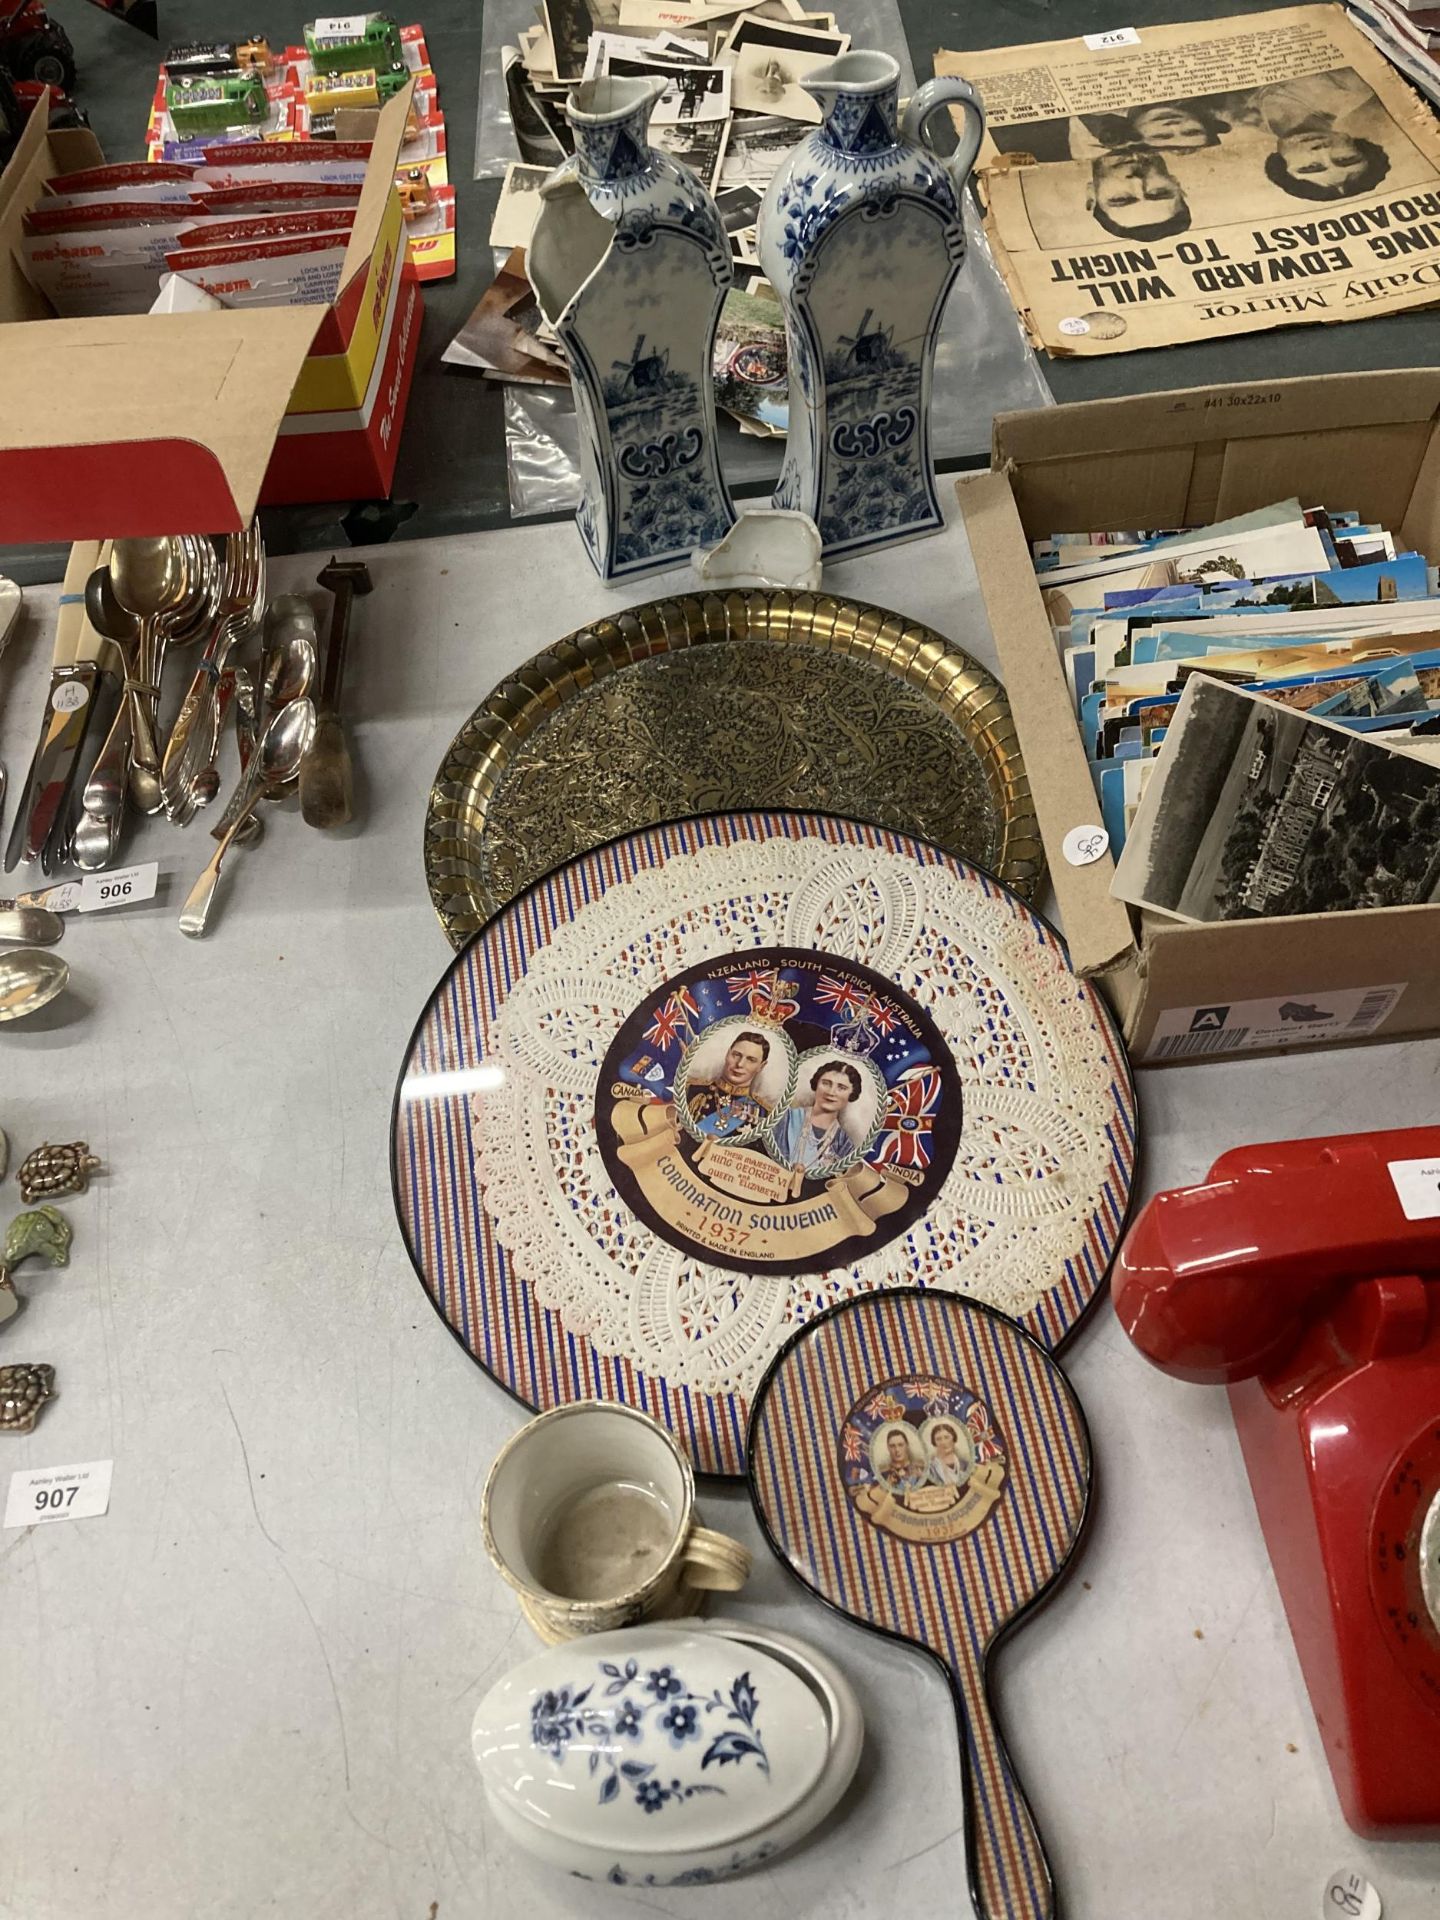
[724,966,800,1024]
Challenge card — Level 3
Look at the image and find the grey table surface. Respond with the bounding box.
[2,497,1438,1919]
[5,0,1435,588]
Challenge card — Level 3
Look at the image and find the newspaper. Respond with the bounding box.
[936,5,1440,355]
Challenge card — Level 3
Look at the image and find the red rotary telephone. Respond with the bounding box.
[1113,1127,1440,1837]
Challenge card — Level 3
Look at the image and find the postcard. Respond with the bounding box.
[1111,675,1440,923]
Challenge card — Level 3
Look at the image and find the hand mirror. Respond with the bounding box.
[747,1288,1091,1920]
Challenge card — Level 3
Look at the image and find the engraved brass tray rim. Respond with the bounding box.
[425,588,1043,949]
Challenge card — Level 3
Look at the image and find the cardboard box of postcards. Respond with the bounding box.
[0,88,420,539]
[956,367,1440,1065]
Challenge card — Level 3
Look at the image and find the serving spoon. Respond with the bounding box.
[180,699,316,938]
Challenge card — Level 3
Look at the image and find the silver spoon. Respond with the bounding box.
[110,537,188,811]
[71,810,122,873]
[211,627,315,840]
[0,907,63,946]
[180,699,316,938]
[84,566,137,645]
[0,948,69,1023]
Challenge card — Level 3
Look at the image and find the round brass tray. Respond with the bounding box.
[425,590,1043,947]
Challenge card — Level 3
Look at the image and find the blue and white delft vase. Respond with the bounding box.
[529,76,736,582]
[758,52,985,561]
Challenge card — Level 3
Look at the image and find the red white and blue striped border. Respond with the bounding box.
[392,812,1137,1479]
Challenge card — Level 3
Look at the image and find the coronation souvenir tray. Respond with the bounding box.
[393,810,1136,1478]
[424,590,1041,946]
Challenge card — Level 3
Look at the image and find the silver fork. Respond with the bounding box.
[163,524,263,825]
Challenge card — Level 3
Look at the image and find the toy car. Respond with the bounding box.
[167,70,269,136]
[235,36,272,72]
[306,62,408,114]
[164,41,241,78]
[306,66,381,112]
[396,166,431,217]
[0,0,75,92]
[304,13,403,77]
[0,66,85,169]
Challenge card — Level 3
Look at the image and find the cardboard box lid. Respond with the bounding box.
[956,468,1137,981]
[0,86,412,540]
[991,369,1440,471]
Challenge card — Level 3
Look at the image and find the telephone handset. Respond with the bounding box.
[1114,1128,1440,1837]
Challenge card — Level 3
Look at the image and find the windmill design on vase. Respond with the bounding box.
[528,75,736,581]
[757,51,986,559]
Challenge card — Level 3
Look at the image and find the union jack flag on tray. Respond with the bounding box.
[815,972,870,1017]
[874,1065,942,1171]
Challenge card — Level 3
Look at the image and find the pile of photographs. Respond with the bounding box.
[500,0,853,236]
[472,0,884,435]
[140,20,456,281]
[1042,501,1440,923]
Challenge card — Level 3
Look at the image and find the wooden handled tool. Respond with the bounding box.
[300,556,372,830]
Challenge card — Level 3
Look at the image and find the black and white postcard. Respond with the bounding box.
[1111,676,1440,922]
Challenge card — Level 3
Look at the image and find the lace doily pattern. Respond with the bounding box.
[393,812,1137,1477]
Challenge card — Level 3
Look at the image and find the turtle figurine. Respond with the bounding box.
[17,1141,101,1206]
[0,1363,55,1433]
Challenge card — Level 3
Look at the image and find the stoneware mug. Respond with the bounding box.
[482,1401,752,1642]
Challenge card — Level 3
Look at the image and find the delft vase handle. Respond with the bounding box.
[901,75,986,193]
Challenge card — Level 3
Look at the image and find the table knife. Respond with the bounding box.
[8,542,110,871]
[0,575,23,827]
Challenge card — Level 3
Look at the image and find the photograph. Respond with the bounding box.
[485,163,552,253]
[720,113,807,189]
[712,283,788,432]
[714,181,763,233]
[442,246,569,382]
[488,163,554,251]
[653,115,729,190]
[604,53,732,123]
[1004,66,1435,248]
[677,1017,796,1144]
[1111,676,1440,923]
[723,18,850,121]
[542,0,599,80]
[768,1050,883,1174]
[502,48,572,168]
